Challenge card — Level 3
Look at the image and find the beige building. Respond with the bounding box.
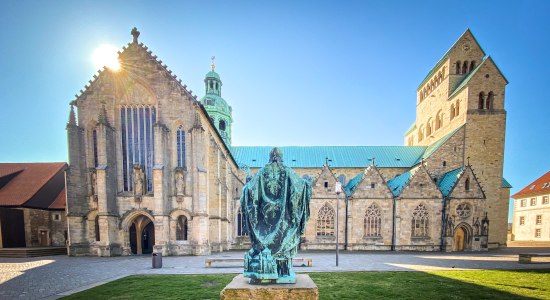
[66,28,510,256]
[511,171,550,242]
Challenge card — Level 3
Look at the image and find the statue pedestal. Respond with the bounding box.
[220,274,318,300]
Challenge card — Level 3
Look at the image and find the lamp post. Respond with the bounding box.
[335,181,342,267]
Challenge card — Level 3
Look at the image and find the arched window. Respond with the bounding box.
[120,106,156,192]
[486,92,494,110]
[316,203,335,236]
[209,81,213,90]
[462,61,468,74]
[92,128,98,168]
[426,120,432,136]
[435,111,442,130]
[465,178,470,191]
[450,104,455,120]
[237,207,248,236]
[418,126,424,142]
[455,100,460,116]
[364,204,382,237]
[470,61,476,71]
[412,204,429,237]
[219,119,226,131]
[478,92,485,109]
[176,125,186,169]
[176,215,188,240]
[95,216,100,241]
[456,61,461,74]
[337,175,346,185]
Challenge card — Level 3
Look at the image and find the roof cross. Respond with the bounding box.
[211,56,216,71]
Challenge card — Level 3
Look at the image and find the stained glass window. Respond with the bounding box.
[316,203,335,236]
[412,204,429,237]
[121,106,156,192]
[176,126,186,169]
[364,204,382,237]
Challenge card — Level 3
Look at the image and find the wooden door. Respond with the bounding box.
[454,227,465,251]
[39,230,48,246]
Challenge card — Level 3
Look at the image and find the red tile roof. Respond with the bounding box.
[49,187,66,210]
[512,171,550,198]
[0,163,67,208]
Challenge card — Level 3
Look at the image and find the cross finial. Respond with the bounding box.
[325,157,329,166]
[131,27,140,44]
[211,56,216,71]
[369,157,376,166]
[467,156,470,166]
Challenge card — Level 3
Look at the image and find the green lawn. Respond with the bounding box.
[63,269,550,300]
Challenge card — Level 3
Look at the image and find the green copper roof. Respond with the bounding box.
[387,168,418,197]
[205,70,220,80]
[343,171,365,197]
[231,146,427,169]
[502,178,512,188]
[438,167,464,197]
[404,123,416,136]
[416,125,463,164]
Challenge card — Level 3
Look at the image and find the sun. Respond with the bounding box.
[92,44,120,71]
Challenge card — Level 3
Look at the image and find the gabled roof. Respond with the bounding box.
[0,163,67,209]
[512,171,550,198]
[387,167,419,197]
[343,171,365,197]
[438,167,465,197]
[448,56,509,99]
[417,29,485,90]
[49,187,66,210]
[416,125,463,164]
[231,146,427,169]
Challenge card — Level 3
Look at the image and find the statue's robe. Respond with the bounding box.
[241,162,311,259]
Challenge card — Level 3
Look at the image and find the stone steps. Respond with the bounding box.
[0,247,67,258]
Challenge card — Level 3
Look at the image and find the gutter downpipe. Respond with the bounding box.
[440,197,448,252]
[391,196,396,251]
[344,194,349,250]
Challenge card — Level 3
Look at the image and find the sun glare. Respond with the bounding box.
[93,44,120,71]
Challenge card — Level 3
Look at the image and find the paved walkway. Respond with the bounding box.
[0,247,549,299]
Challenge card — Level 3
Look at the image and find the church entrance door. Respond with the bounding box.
[454,227,465,251]
[129,215,155,255]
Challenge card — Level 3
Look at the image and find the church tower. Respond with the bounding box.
[200,59,233,146]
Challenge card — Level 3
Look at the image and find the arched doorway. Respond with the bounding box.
[454,227,465,251]
[128,215,155,255]
[454,223,472,251]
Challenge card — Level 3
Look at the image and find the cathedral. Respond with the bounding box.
[66,28,510,256]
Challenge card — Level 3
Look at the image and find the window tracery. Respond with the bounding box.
[316,203,335,236]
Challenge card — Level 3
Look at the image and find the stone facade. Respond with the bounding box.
[67,28,508,255]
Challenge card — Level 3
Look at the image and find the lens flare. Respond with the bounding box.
[92,44,120,71]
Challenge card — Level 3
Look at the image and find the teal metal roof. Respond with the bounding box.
[387,168,418,197]
[205,70,220,80]
[231,146,427,169]
[502,178,512,188]
[343,171,365,197]
[416,125,463,164]
[438,167,464,197]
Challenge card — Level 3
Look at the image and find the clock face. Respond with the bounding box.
[462,43,471,52]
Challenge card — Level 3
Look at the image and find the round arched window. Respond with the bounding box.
[219,119,226,131]
[456,203,472,218]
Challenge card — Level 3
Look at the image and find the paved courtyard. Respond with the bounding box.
[0,247,549,299]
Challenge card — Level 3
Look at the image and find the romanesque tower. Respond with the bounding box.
[404,29,509,247]
[200,60,233,146]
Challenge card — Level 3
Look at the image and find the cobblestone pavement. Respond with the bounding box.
[0,247,549,299]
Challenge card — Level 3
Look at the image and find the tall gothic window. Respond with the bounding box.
[364,204,382,237]
[412,204,429,237]
[176,215,188,240]
[120,106,156,192]
[92,128,98,167]
[316,203,335,236]
[237,207,248,236]
[94,216,100,241]
[176,126,186,169]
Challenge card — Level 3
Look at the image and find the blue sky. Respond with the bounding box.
[1,1,549,221]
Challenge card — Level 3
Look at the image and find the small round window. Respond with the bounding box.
[456,203,472,218]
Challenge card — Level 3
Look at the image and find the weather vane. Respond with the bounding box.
[211,56,215,71]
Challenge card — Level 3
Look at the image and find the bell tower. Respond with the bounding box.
[200,57,233,146]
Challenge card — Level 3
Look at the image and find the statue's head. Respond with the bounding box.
[269,147,283,164]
